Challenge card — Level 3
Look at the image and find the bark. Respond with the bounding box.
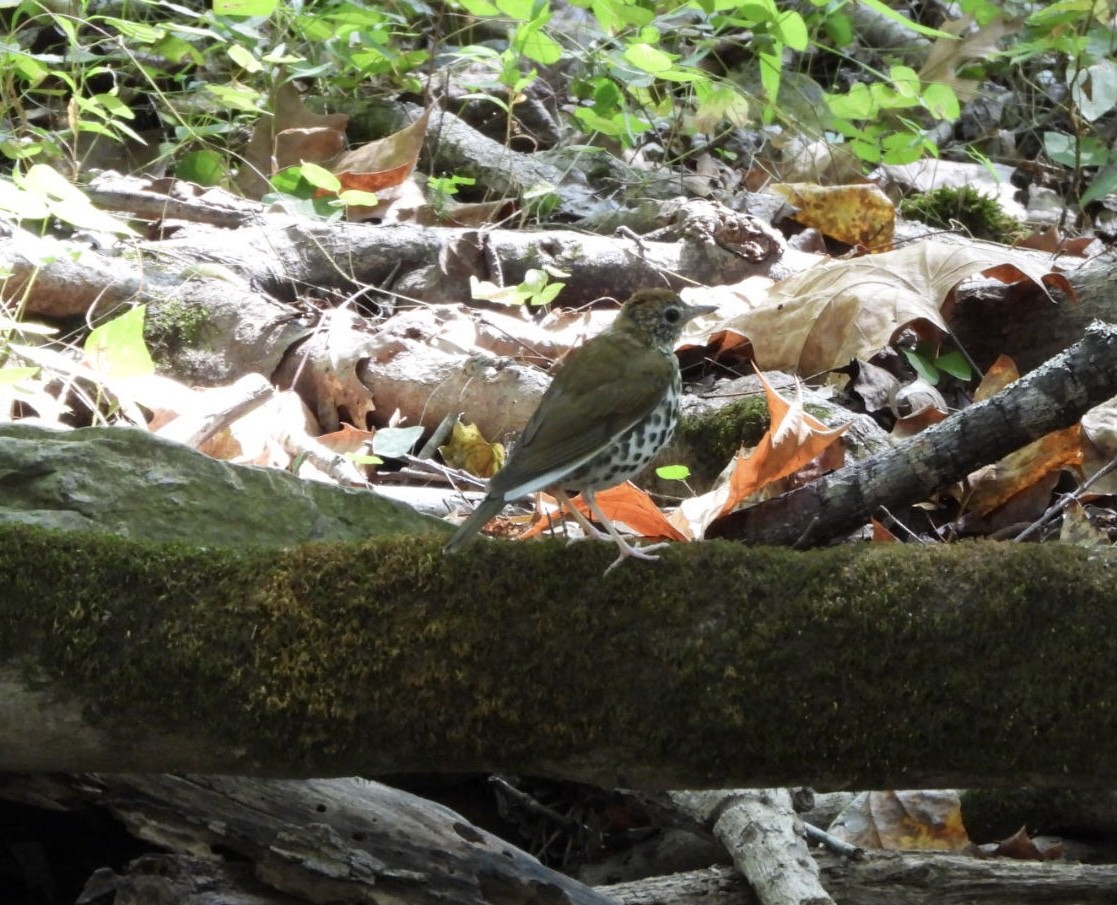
[0,773,613,905]
[668,790,832,905]
[603,854,1117,905]
[707,320,1117,545]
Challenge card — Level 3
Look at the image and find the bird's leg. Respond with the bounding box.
[583,491,673,573]
[552,489,608,542]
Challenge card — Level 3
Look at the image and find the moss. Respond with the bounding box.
[900,186,1027,243]
[4,526,1117,786]
[145,298,213,359]
[669,397,770,488]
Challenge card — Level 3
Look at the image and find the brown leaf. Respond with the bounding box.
[830,790,971,852]
[1059,499,1110,548]
[871,518,900,542]
[983,826,1064,861]
[973,354,1018,402]
[331,107,432,220]
[964,424,1083,517]
[722,240,1070,376]
[771,182,895,250]
[236,83,350,198]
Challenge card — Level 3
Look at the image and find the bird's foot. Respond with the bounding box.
[603,538,673,575]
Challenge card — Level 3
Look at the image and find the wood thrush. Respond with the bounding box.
[444,288,715,570]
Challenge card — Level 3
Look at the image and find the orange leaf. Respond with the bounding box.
[331,106,431,191]
[719,370,849,516]
[973,354,1019,402]
[871,518,900,542]
[965,424,1083,517]
[571,483,688,541]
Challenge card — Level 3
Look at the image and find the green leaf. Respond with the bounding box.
[901,347,940,385]
[228,43,262,72]
[495,0,534,17]
[1080,162,1117,207]
[84,306,155,378]
[205,83,263,113]
[458,0,500,13]
[297,162,341,193]
[0,179,50,219]
[18,165,138,235]
[1044,131,1110,167]
[773,10,808,50]
[822,11,853,46]
[346,452,383,466]
[857,0,955,38]
[213,0,278,16]
[889,65,920,99]
[338,189,380,206]
[1071,58,1117,122]
[530,281,564,305]
[516,26,563,64]
[573,106,652,137]
[99,17,165,43]
[827,83,876,119]
[935,350,972,381]
[0,367,40,385]
[624,42,675,73]
[922,82,960,120]
[176,150,227,186]
[656,464,691,481]
[758,47,782,115]
[372,425,425,458]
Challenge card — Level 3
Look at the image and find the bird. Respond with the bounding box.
[444,288,715,571]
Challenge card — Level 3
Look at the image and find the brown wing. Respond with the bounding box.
[490,329,675,499]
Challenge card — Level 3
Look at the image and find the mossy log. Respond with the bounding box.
[2,524,1116,789]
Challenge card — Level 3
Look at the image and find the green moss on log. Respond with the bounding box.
[3,525,1117,787]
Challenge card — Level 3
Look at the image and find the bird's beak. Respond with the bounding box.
[684,303,718,322]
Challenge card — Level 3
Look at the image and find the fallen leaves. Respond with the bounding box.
[709,240,1073,376]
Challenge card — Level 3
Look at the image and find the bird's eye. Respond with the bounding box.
[664,307,681,323]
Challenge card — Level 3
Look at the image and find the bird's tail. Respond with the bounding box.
[443,496,505,553]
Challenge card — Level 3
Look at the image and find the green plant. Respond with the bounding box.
[470,268,565,307]
[825,64,961,165]
[973,0,1117,210]
[902,342,972,387]
[899,185,1026,242]
[264,162,378,219]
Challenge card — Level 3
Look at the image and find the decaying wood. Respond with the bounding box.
[1,773,615,905]
[708,320,1117,545]
[603,852,1117,905]
[668,790,832,905]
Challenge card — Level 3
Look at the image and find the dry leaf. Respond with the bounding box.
[332,107,431,220]
[440,420,506,478]
[1059,499,1109,548]
[721,240,1072,376]
[569,482,687,542]
[670,372,848,539]
[919,15,1016,102]
[964,424,1083,517]
[830,790,970,852]
[871,518,900,542]
[978,826,1064,861]
[319,423,375,455]
[236,82,350,198]
[973,354,1019,402]
[771,182,895,250]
